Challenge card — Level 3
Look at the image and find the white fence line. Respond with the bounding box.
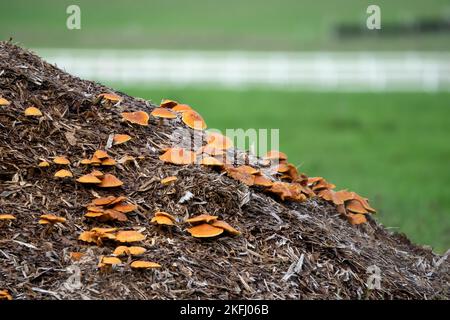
[35,49,450,91]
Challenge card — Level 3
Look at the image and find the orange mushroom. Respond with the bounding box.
[76,174,102,184]
[159,148,196,165]
[185,214,218,224]
[160,99,178,108]
[54,169,73,178]
[0,97,11,106]
[113,134,132,145]
[89,196,117,206]
[113,246,146,256]
[98,174,123,188]
[347,213,367,225]
[151,215,174,226]
[98,93,122,103]
[130,260,161,269]
[151,107,177,120]
[0,289,12,300]
[0,214,16,220]
[115,230,145,243]
[187,223,224,238]
[225,166,255,186]
[182,110,207,130]
[101,158,116,166]
[38,161,50,167]
[24,106,43,117]
[121,111,149,126]
[210,220,241,236]
[39,214,66,225]
[172,104,192,112]
[345,199,368,214]
[53,156,70,165]
[254,175,274,187]
[98,256,122,268]
[112,202,137,213]
[200,156,224,167]
[206,132,233,150]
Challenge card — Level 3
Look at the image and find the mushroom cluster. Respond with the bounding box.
[84,196,136,222]
[185,214,241,238]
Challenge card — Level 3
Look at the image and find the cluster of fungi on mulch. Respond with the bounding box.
[0,42,449,300]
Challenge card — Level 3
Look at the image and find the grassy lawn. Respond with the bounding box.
[1,0,449,51]
[117,87,450,252]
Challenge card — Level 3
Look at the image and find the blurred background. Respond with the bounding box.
[1,0,449,252]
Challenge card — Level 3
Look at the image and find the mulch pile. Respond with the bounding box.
[0,41,448,300]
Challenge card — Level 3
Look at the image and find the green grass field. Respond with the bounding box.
[1,0,449,51]
[117,87,450,252]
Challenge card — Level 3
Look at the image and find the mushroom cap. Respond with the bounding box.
[345,199,368,214]
[0,97,11,106]
[0,289,13,300]
[0,214,16,220]
[172,104,192,112]
[85,211,105,218]
[38,161,50,167]
[160,176,177,185]
[90,170,104,177]
[78,231,98,243]
[254,175,274,187]
[268,182,306,202]
[113,246,146,256]
[104,209,128,222]
[76,174,102,184]
[89,196,117,206]
[225,166,255,186]
[54,169,73,178]
[80,158,92,165]
[109,196,128,205]
[113,134,132,145]
[70,252,84,261]
[24,106,43,117]
[160,99,178,108]
[93,150,109,159]
[151,107,177,119]
[319,189,353,205]
[210,220,241,236]
[185,214,218,224]
[40,214,66,223]
[351,192,376,213]
[237,165,260,175]
[121,111,149,126]
[206,132,233,150]
[130,260,161,269]
[98,93,122,102]
[187,223,224,238]
[98,174,123,188]
[112,202,137,213]
[155,211,176,221]
[200,156,224,167]
[347,213,367,225]
[159,148,196,165]
[53,156,70,165]
[182,110,207,130]
[264,150,288,161]
[101,158,116,166]
[115,230,145,243]
[99,256,122,266]
[151,215,174,226]
[91,227,118,234]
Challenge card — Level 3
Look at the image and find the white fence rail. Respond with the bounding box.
[36,49,450,91]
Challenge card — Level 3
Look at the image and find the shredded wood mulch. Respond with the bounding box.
[0,41,448,300]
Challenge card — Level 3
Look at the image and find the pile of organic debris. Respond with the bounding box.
[0,41,448,300]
